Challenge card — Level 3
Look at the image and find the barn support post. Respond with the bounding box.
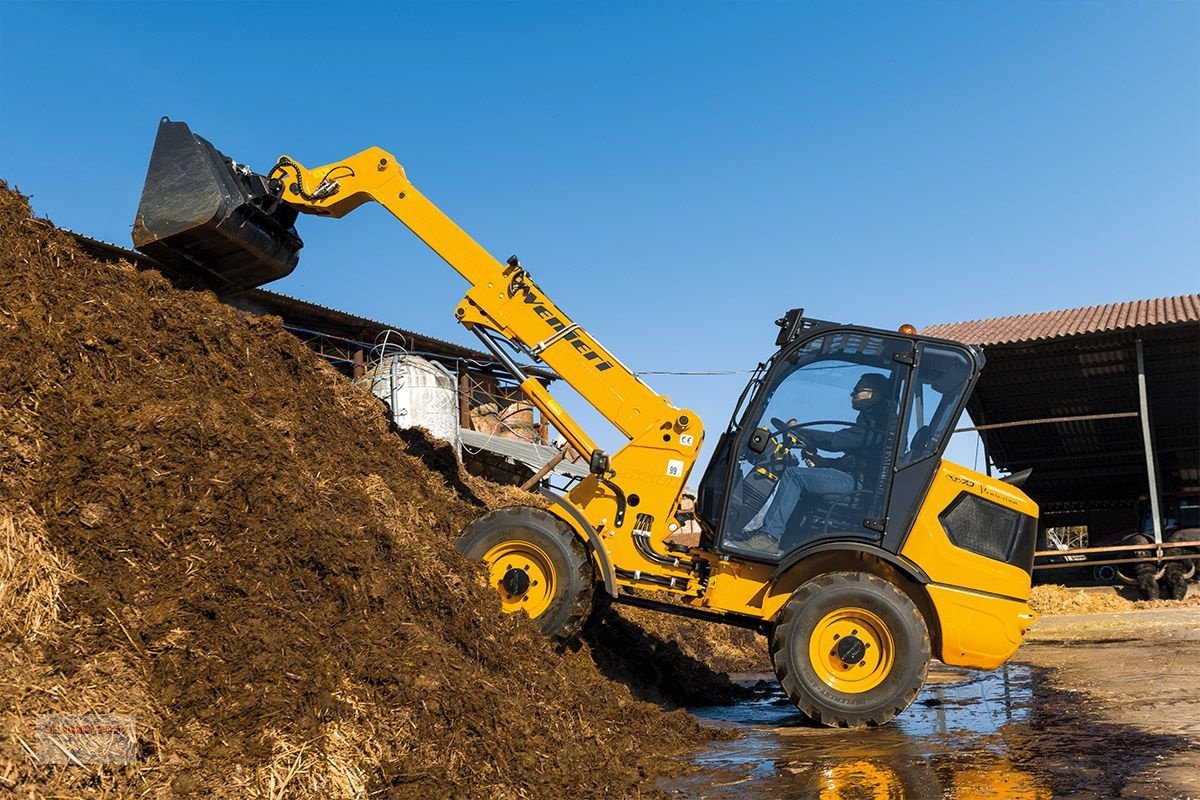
[458,369,472,430]
[975,406,993,476]
[1135,337,1164,546]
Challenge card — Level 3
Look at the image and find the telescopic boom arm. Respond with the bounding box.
[134,119,706,597]
[268,148,704,529]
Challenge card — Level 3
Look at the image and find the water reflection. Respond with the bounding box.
[949,761,1050,800]
[815,760,904,800]
[676,665,1053,799]
[803,758,1050,800]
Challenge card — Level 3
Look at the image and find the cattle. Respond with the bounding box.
[1119,529,1198,600]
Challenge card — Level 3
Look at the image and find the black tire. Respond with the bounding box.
[770,571,930,727]
[455,506,595,640]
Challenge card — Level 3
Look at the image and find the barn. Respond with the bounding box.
[924,295,1200,565]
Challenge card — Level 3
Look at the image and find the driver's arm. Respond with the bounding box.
[806,423,868,454]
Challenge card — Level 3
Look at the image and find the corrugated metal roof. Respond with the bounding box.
[458,429,589,479]
[922,294,1200,345]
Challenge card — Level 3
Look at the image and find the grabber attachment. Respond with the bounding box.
[132,117,303,292]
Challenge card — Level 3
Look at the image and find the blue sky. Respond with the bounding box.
[2,1,1197,473]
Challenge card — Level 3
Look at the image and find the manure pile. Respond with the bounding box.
[0,185,710,798]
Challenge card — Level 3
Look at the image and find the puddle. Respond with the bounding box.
[665,663,1193,799]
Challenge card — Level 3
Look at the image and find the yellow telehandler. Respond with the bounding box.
[133,118,1038,727]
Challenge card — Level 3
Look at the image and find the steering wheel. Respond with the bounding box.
[769,417,856,449]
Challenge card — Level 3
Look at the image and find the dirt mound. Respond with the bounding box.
[0,185,710,798]
[609,606,768,675]
[1029,585,1200,616]
[584,608,754,708]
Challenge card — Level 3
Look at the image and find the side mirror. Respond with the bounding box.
[748,427,771,454]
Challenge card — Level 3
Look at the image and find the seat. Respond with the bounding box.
[906,425,933,462]
[779,489,875,551]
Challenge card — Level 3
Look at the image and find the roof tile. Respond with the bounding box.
[922,294,1200,345]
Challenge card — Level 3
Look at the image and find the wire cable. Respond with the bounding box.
[635,369,757,375]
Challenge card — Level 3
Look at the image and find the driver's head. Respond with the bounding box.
[851,373,889,411]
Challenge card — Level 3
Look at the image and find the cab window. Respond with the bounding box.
[720,332,910,559]
[898,345,973,469]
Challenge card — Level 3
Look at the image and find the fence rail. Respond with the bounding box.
[1033,539,1198,572]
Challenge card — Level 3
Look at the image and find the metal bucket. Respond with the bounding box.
[132,118,303,292]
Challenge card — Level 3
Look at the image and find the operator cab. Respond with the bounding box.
[696,310,982,562]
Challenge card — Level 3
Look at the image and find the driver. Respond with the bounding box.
[745,372,892,544]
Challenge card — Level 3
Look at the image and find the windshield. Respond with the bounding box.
[719,331,911,558]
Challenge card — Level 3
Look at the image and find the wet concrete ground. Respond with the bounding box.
[667,607,1200,799]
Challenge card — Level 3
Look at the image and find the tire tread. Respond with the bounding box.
[769,571,930,728]
[456,505,595,641]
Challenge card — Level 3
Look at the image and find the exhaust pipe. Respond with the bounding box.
[132,118,303,292]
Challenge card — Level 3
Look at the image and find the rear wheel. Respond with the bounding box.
[455,506,595,640]
[771,571,930,727]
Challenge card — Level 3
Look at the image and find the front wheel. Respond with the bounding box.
[771,571,930,727]
[455,506,595,640]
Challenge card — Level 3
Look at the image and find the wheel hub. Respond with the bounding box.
[835,634,867,666]
[808,606,896,694]
[481,540,557,619]
[501,566,531,597]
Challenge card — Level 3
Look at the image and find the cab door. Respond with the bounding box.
[708,329,914,561]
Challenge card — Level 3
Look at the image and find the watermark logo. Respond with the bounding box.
[36,714,136,765]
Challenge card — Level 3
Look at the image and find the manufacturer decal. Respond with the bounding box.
[522,290,613,371]
[981,484,1021,506]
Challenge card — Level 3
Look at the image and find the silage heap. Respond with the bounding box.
[0,184,705,798]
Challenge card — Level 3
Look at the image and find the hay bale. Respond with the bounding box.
[496,400,536,440]
[470,400,537,441]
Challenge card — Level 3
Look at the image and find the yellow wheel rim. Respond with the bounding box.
[808,607,895,694]
[483,541,556,619]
